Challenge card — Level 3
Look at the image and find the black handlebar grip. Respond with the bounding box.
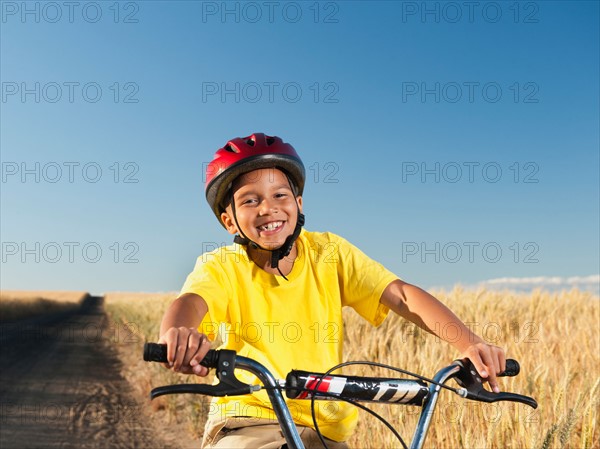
[143,343,219,368]
[499,359,520,377]
[144,342,168,363]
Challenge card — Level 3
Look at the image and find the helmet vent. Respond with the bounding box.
[224,144,238,153]
[246,137,255,146]
[266,136,275,145]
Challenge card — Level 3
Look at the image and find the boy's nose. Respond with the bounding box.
[258,198,277,216]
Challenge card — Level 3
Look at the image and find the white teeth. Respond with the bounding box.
[259,221,283,231]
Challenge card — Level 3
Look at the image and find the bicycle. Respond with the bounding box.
[143,343,537,449]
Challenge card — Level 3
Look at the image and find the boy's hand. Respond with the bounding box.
[158,327,212,376]
[460,341,506,393]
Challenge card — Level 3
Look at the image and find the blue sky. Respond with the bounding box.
[1,1,598,295]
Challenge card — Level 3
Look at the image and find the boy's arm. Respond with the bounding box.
[158,293,211,376]
[380,280,506,393]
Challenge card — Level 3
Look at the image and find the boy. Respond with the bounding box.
[159,133,505,449]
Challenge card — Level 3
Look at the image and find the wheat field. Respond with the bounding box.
[2,288,597,447]
[104,288,599,448]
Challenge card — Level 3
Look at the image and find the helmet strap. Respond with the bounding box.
[230,199,257,248]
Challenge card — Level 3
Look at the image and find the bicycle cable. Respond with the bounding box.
[310,391,408,449]
[311,361,419,449]
[325,360,465,394]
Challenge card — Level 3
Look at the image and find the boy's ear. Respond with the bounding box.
[220,210,238,235]
[296,195,303,213]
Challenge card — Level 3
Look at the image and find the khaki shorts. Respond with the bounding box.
[201,417,349,449]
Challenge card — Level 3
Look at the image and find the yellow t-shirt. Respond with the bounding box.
[180,229,399,442]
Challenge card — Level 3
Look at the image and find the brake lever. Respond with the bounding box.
[150,350,256,400]
[452,359,538,409]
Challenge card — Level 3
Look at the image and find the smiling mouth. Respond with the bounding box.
[257,221,284,232]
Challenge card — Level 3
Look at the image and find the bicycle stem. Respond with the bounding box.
[235,355,305,449]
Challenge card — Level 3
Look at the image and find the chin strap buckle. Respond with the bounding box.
[233,213,306,280]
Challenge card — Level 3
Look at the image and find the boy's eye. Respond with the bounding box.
[240,198,257,206]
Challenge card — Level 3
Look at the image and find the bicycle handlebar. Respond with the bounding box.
[286,370,430,405]
[144,343,523,375]
[143,343,535,406]
[144,343,521,378]
[143,343,537,449]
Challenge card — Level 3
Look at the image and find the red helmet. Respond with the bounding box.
[205,133,305,223]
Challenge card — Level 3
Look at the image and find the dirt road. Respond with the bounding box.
[0,296,183,449]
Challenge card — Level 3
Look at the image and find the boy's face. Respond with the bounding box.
[221,168,303,250]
